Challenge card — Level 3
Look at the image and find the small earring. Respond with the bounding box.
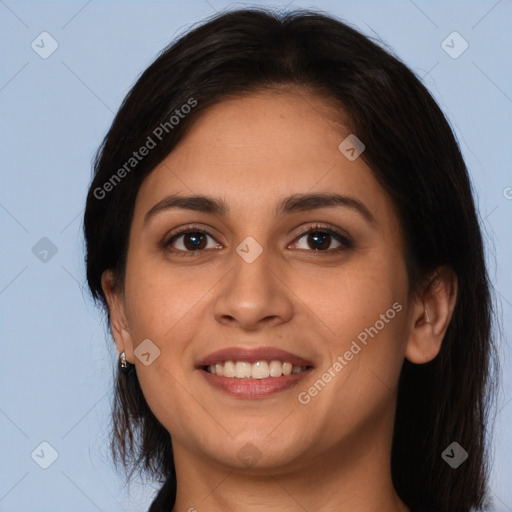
[119,351,134,375]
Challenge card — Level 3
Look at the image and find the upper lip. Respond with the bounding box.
[196,346,315,368]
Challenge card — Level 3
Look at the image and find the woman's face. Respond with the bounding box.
[107,87,415,472]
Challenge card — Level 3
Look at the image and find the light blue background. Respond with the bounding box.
[1,1,511,511]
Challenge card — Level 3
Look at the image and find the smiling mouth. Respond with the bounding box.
[202,360,313,379]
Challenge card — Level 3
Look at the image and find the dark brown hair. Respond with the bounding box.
[84,7,498,511]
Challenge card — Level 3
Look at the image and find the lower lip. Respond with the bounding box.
[199,368,313,399]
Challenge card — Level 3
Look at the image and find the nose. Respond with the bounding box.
[212,244,294,331]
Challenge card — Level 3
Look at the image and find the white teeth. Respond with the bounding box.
[269,360,283,377]
[235,361,252,378]
[205,359,309,378]
[251,361,269,379]
[223,360,236,377]
[282,362,293,376]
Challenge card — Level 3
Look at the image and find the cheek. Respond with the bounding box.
[291,247,408,341]
[122,250,212,342]
[291,249,408,398]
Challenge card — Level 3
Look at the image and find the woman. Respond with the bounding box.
[83,8,498,512]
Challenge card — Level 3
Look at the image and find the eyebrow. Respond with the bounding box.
[144,192,376,225]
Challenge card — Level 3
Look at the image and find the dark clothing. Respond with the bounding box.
[148,476,176,511]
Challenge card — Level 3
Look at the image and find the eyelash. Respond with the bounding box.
[161,223,353,257]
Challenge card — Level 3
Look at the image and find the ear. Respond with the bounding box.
[101,270,135,363]
[404,265,458,364]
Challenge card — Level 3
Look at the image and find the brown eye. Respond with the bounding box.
[290,225,353,253]
[162,223,353,257]
[303,231,339,251]
[164,228,220,253]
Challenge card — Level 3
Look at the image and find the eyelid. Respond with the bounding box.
[161,222,353,255]
[161,224,221,253]
[288,223,353,253]
[292,223,352,245]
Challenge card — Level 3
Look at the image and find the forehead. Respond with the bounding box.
[171,87,350,173]
[133,88,392,224]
